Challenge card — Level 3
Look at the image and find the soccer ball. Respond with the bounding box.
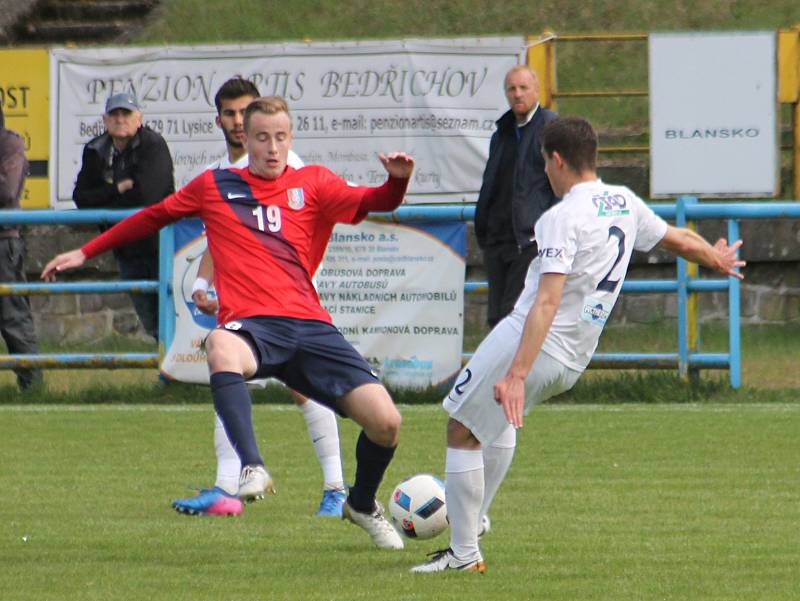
[388,474,448,540]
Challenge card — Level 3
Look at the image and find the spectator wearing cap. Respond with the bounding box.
[73,92,175,339]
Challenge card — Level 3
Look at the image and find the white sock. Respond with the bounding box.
[480,424,516,522]
[299,399,344,490]
[445,447,484,562]
[213,412,241,495]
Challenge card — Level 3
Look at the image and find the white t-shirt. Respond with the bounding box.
[205,149,304,170]
[512,179,668,371]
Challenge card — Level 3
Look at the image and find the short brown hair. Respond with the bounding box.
[541,117,598,173]
[243,96,291,132]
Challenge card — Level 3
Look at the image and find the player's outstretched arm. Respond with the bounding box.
[378,152,415,179]
[41,249,86,281]
[657,226,745,279]
[494,273,566,429]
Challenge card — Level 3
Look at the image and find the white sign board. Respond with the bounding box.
[50,39,525,208]
[160,219,466,388]
[649,32,778,197]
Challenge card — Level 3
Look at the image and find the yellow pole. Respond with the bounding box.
[779,26,800,198]
[527,32,557,110]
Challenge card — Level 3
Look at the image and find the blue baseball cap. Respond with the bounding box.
[105,92,140,113]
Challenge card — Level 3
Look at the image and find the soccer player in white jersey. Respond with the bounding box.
[172,78,348,518]
[412,116,745,573]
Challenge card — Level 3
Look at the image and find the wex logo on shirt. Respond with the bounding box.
[538,247,565,259]
[592,191,630,217]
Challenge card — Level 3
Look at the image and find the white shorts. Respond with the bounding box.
[443,315,582,446]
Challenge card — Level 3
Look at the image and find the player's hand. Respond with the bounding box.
[378,152,415,179]
[192,289,219,315]
[714,238,745,279]
[41,249,86,281]
[493,373,525,429]
[116,178,135,193]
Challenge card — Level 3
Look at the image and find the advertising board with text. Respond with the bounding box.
[1,48,50,208]
[161,218,466,388]
[50,38,525,208]
[649,32,778,197]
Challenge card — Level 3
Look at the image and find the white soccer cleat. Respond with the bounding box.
[411,547,486,574]
[342,499,404,549]
[237,464,276,502]
[478,514,491,538]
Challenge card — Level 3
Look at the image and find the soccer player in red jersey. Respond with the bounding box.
[43,96,414,550]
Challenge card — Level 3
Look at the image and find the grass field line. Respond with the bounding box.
[2,402,798,413]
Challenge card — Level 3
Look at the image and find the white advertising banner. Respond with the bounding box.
[50,38,525,208]
[160,219,466,388]
[649,32,778,197]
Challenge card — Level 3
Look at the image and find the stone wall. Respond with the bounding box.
[15,212,799,346]
[23,224,152,344]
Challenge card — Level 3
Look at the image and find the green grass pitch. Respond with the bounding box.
[1,403,798,601]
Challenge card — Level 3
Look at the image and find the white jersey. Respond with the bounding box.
[205,149,304,171]
[513,179,668,371]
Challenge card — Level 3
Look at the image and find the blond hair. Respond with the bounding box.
[504,65,539,89]
[244,96,291,132]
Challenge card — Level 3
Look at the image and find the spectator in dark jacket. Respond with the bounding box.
[0,104,42,390]
[474,65,558,327]
[73,92,174,339]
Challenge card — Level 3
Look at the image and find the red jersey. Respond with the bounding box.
[82,164,408,324]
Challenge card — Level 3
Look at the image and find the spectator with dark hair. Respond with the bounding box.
[0,104,42,390]
[73,92,175,339]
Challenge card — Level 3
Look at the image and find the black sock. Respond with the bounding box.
[210,371,263,467]
[348,430,396,513]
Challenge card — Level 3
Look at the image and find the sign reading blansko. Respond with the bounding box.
[649,32,778,197]
[50,38,525,208]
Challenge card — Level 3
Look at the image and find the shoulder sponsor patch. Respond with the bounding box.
[580,296,612,327]
[592,191,630,217]
[287,187,305,210]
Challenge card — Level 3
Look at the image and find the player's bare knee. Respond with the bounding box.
[447,417,480,449]
[369,409,401,447]
[205,329,255,375]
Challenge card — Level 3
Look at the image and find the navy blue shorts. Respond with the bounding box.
[217,316,380,410]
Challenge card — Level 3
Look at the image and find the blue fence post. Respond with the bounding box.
[158,225,175,359]
[727,218,742,389]
[675,196,691,378]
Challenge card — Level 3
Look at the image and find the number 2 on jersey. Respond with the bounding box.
[596,226,626,293]
[251,204,282,232]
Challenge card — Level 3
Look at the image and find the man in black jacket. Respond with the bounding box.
[474,65,558,328]
[73,92,174,339]
[0,104,42,390]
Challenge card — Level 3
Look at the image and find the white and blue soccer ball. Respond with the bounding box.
[388,474,448,540]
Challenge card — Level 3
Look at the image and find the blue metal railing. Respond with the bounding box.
[0,208,167,369]
[3,199,799,387]
[373,198,800,389]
